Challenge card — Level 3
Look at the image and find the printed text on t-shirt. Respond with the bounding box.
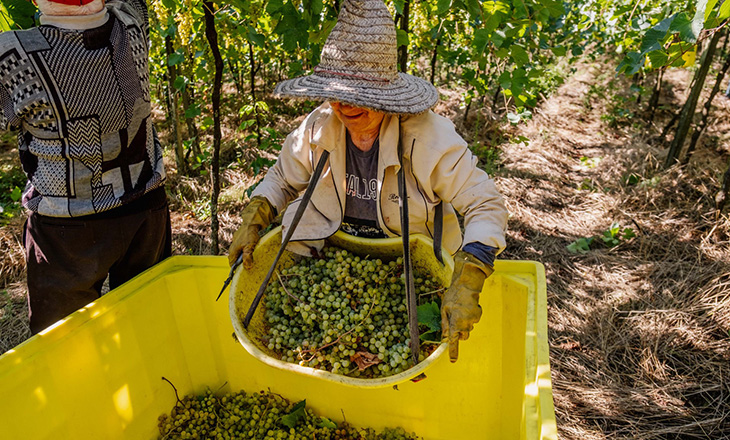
[346,174,378,200]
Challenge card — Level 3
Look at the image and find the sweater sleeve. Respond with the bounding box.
[462,242,497,268]
[0,82,19,131]
[113,0,149,36]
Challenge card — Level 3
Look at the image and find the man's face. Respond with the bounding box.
[330,102,385,137]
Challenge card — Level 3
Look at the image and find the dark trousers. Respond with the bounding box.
[23,196,171,334]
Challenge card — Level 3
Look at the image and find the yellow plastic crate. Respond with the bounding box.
[0,252,555,439]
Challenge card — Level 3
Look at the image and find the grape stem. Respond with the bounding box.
[162,376,183,406]
[255,397,273,439]
[275,270,307,305]
[418,288,445,297]
[298,291,377,363]
[420,339,442,345]
[160,426,180,440]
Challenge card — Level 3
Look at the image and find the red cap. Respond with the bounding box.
[46,0,98,5]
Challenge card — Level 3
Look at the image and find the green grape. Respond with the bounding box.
[256,246,445,379]
[158,388,421,439]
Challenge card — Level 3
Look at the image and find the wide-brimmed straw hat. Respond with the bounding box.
[274,0,439,115]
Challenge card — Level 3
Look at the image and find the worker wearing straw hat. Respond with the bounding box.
[229,0,508,362]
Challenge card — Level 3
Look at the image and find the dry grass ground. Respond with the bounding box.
[0,59,729,438]
[497,62,730,439]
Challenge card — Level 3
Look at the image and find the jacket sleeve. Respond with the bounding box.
[430,144,508,253]
[0,82,19,131]
[250,119,314,213]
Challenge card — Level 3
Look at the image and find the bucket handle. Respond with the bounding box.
[242,150,331,329]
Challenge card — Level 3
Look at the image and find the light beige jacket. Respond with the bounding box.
[252,103,508,256]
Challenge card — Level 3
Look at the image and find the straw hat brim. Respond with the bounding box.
[274,72,439,115]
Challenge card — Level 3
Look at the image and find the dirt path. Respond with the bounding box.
[497,63,730,439]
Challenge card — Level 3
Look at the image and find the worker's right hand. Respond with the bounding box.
[228,196,276,268]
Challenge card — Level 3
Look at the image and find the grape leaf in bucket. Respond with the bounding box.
[280,399,307,429]
[417,301,441,341]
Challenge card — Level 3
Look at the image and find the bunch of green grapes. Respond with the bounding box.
[263,247,444,378]
[157,388,420,439]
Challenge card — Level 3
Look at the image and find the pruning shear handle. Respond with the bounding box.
[217,254,243,301]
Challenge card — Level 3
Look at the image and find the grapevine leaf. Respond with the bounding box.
[168,52,185,66]
[309,19,336,45]
[288,61,304,77]
[484,11,503,34]
[616,52,645,75]
[510,45,529,66]
[0,0,36,31]
[492,30,506,47]
[647,50,669,68]
[670,12,698,43]
[498,71,512,90]
[622,228,636,240]
[705,0,719,22]
[472,28,490,55]
[692,0,708,36]
[436,0,452,16]
[465,0,482,19]
[317,417,337,429]
[393,0,405,15]
[566,237,593,254]
[280,400,306,429]
[10,186,21,202]
[537,0,564,17]
[720,0,730,19]
[184,104,202,119]
[161,0,177,10]
[612,4,634,19]
[396,29,409,48]
[639,15,675,55]
[550,46,567,56]
[417,302,441,334]
[248,26,265,47]
[513,0,528,18]
[494,47,510,58]
[310,0,323,18]
[173,75,187,92]
[266,0,284,15]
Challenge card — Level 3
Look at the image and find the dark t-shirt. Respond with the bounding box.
[341,132,387,238]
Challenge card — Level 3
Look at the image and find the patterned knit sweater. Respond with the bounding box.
[0,0,165,217]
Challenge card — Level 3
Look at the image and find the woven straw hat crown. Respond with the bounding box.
[274,0,438,114]
[317,0,398,82]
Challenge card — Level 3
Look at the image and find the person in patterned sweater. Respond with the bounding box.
[0,0,169,334]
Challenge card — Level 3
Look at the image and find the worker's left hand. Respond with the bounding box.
[228,196,276,268]
[441,251,493,363]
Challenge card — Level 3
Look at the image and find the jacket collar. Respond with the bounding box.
[309,104,402,170]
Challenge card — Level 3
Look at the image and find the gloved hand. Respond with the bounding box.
[228,196,276,268]
[441,251,493,363]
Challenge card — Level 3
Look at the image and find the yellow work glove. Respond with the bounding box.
[228,196,276,268]
[441,251,493,363]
